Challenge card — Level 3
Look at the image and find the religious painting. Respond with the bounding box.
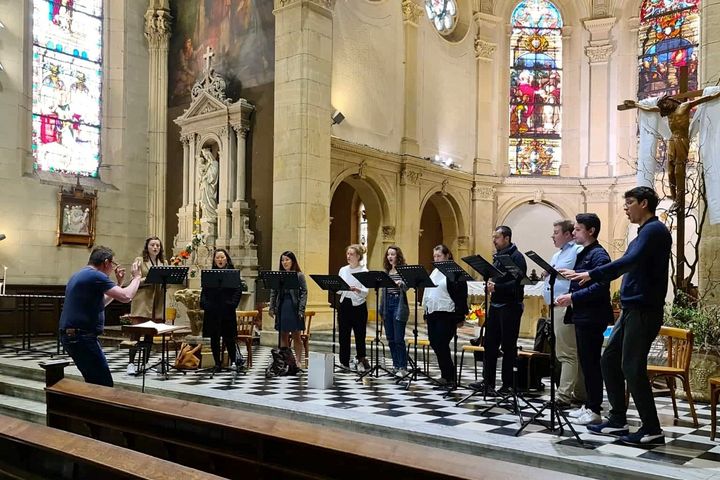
[637,0,699,100]
[57,186,97,247]
[31,0,103,178]
[168,0,275,106]
[508,0,563,176]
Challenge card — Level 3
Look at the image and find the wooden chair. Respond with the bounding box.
[710,377,720,440]
[300,311,316,364]
[458,316,487,383]
[236,310,258,368]
[647,326,698,427]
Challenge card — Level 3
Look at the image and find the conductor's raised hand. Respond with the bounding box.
[114,265,126,285]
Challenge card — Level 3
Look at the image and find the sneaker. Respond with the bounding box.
[555,399,573,409]
[497,385,513,395]
[573,410,602,426]
[568,406,587,418]
[619,427,665,446]
[126,363,137,376]
[395,368,408,378]
[586,420,630,437]
[467,381,496,395]
[360,358,371,372]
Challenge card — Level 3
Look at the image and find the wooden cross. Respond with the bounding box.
[203,46,215,72]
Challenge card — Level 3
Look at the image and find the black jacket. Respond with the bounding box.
[568,241,613,327]
[200,282,242,337]
[448,279,469,318]
[491,243,526,305]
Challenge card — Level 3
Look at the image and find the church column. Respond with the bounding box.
[397,163,423,265]
[271,0,334,334]
[583,17,616,177]
[234,126,248,202]
[400,0,422,155]
[217,126,232,248]
[473,12,501,176]
[144,0,172,242]
[177,134,191,243]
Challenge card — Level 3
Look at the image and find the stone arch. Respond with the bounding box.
[418,189,467,265]
[496,195,572,226]
[495,0,590,23]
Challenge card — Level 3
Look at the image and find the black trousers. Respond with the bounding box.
[575,322,606,414]
[338,298,367,367]
[427,311,457,382]
[483,303,523,387]
[602,308,663,431]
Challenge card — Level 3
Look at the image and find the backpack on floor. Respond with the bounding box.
[265,347,299,378]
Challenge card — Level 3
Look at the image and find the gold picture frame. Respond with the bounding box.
[57,186,97,247]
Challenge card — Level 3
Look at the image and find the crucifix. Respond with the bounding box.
[203,46,215,73]
[618,67,720,296]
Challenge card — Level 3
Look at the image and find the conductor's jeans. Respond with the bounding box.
[602,307,663,432]
[338,298,367,367]
[426,311,457,382]
[61,331,113,387]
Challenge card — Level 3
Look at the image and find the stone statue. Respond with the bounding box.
[198,148,219,221]
[243,216,254,246]
[622,90,720,201]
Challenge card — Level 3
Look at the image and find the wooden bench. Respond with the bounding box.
[41,360,586,480]
[0,414,221,479]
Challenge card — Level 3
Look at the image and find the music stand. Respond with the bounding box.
[515,251,583,445]
[495,254,534,286]
[145,266,188,375]
[455,255,504,406]
[395,265,435,389]
[259,270,300,349]
[432,260,472,398]
[310,274,351,372]
[352,270,397,381]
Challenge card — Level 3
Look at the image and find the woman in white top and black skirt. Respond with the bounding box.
[338,244,370,372]
[422,244,468,389]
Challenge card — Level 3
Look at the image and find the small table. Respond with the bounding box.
[121,322,189,379]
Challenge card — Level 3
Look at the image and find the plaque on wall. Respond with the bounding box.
[57,185,97,247]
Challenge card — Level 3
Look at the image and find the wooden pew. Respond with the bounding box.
[0,414,222,479]
[41,360,586,480]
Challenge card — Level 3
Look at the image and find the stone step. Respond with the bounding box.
[0,392,46,424]
[0,373,46,403]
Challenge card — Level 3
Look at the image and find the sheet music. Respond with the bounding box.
[128,321,182,334]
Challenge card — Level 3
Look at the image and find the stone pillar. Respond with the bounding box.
[397,163,423,265]
[471,182,496,260]
[217,126,232,248]
[144,0,172,242]
[270,0,334,337]
[583,17,616,177]
[400,0,422,155]
[699,0,720,303]
[473,12,501,176]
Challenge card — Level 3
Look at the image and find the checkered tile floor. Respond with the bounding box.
[1,337,718,478]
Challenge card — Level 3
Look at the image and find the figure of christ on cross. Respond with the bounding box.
[620,90,720,203]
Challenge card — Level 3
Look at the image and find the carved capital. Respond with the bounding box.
[232,124,250,138]
[474,38,496,61]
[585,189,610,201]
[472,184,495,201]
[401,0,423,25]
[458,236,469,248]
[592,0,609,18]
[180,134,191,145]
[585,44,614,64]
[400,166,422,185]
[382,225,396,242]
[275,0,335,12]
[144,8,172,49]
[356,160,368,180]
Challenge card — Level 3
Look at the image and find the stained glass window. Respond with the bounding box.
[508,0,563,176]
[425,0,458,35]
[32,0,103,177]
[638,0,699,100]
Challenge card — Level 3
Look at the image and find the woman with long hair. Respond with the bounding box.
[422,244,468,389]
[268,251,308,366]
[380,245,410,377]
[337,244,370,372]
[127,236,167,375]
[200,249,243,372]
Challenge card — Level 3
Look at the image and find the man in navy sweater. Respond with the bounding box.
[565,187,671,445]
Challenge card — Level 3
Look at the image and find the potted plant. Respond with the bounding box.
[611,290,621,322]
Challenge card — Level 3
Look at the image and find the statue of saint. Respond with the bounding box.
[198,148,219,222]
[243,216,254,246]
[623,90,720,201]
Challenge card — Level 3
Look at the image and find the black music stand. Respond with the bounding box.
[259,270,300,349]
[455,255,504,406]
[310,274,351,372]
[352,270,397,381]
[395,265,435,389]
[432,260,472,397]
[145,266,188,374]
[515,251,583,445]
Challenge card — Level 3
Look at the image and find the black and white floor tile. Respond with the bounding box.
[1,337,718,478]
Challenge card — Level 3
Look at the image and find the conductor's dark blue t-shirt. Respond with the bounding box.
[59,267,116,334]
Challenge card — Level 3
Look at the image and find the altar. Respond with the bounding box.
[467,281,547,339]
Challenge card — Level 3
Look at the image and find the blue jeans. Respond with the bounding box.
[61,333,113,387]
[383,294,407,369]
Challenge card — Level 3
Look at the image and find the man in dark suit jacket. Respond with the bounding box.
[557,213,613,426]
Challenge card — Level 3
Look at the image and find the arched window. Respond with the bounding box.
[508,0,563,176]
[638,0,699,100]
[32,0,103,177]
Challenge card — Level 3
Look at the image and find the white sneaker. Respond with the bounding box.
[126,363,137,376]
[568,406,587,418]
[574,410,602,425]
[395,368,408,378]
